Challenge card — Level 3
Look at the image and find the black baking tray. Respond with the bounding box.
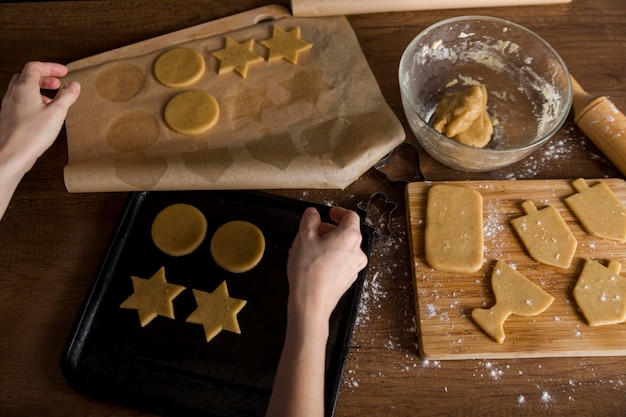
[61,190,372,417]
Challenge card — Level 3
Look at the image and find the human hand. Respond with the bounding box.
[0,61,81,175]
[286,207,368,321]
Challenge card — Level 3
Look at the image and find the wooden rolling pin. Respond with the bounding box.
[571,75,626,176]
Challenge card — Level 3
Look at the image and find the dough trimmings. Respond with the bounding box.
[120,266,186,327]
[573,259,626,327]
[510,200,577,269]
[259,26,313,64]
[211,37,264,78]
[164,90,220,135]
[185,281,247,342]
[564,178,626,243]
[471,261,554,343]
[151,203,208,256]
[153,47,206,88]
[432,85,493,148]
[424,184,484,273]
[210,220,265,273]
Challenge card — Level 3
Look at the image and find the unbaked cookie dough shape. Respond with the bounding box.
[185,281,247,342]
[424,184,484,273]
[573,259,626,327]
[510,200,577,269]
[259,26,313,64]
[471,261,555,343]
[120,266,186,327]
[153,47,206,88]
[164,90,220,135]
[210,37,263,78]
[210,221,265,273]
[564,178,626,243]
[151,203,208,256]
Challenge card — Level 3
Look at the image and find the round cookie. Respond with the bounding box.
[151,203,207,256]
[164,90,220,135]
[153,47,206,88]
[210,221,265,273]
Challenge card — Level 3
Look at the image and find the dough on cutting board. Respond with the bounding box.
[424,184,484,273]
[564,178,626,243]
[163,90,220,135]
[432,85,493,148]
[153,47,206,88]
[120,266,186,327]
[211,37,264,78]
[210,220,265,273]
[471,260,555,343]
[573,259,626,327]
[185,281,247,342]
[259,26,313,64]
[151,203,208,256]
[510,200,577,269]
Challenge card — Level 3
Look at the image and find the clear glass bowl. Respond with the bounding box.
[399,16,572,172]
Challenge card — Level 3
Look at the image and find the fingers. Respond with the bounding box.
[50,81,81,111]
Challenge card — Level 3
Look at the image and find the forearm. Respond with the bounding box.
[266,312,330,417]
[0,146,30,220]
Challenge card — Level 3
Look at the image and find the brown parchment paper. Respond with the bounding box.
[62,13,404,193]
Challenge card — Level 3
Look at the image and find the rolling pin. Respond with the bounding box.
[571,75,626,176]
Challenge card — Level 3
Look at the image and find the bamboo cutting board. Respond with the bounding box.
[406,179,626,360]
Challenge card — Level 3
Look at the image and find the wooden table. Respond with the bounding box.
[1,0,625,415]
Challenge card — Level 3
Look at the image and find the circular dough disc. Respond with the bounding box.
[164,90,220,135]
[153,47,206,88]
[210,221,265,273]
[151,204,208,256]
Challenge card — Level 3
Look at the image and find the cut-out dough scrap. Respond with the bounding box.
[259,26,313,64]
[573,259,626,327]
[510,200,577,269]
[151,203,207,256]
[164,90,219,135]
[210,221,265,273]
[120,267,186,327]
[210,37,263,78]
[186,281,247,342]
[153,47,206,88]
[564,178,626,243]
[472,261,555,343]
[424,184,484,273]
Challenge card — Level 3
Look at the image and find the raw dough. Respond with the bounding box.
[164,90,219,135]
[185,281,247,342]
[210,221,265,273]
[432,85,493,148]
[565,178,626,243]
[120,266,186,327]
[424,184,484,273]
[472,261,555,343]
[151,203,207,256]
[95,62,145,102]
[259,26,313,64]
[153,47,206,88]
[510,200,577,269]
[573,259,626,327]
[211,37,263,78]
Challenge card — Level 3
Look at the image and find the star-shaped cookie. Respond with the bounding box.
[211,37,263,78]
[186,281,247,342]
[260,26,313,64]
[120,267,186,327]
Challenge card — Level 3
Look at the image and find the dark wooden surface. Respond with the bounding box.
[1,1,625,416]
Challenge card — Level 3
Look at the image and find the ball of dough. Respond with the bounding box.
[210,221,265,273]
[164,90,220,135]
[151,203,208,256]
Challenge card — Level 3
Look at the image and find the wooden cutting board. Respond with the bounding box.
[406,179,626,360]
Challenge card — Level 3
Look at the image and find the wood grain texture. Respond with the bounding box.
[407,179,626,359]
